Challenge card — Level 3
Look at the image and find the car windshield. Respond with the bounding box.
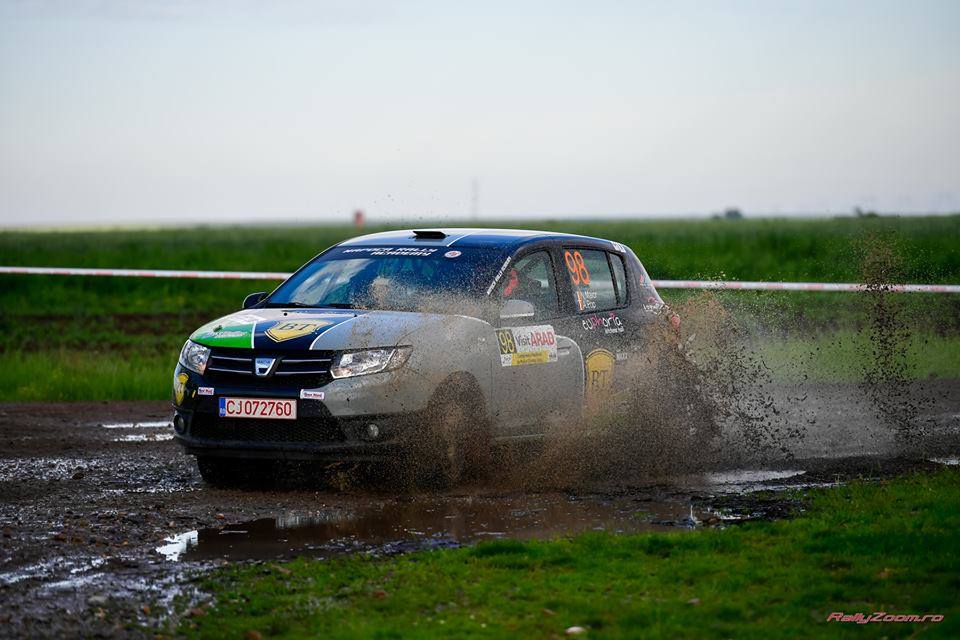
[264,246,500,314]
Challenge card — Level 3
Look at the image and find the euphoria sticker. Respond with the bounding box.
[581,312,624,334]
[198,387,215,396]
[496,325,558,367]
[300,389,325,401]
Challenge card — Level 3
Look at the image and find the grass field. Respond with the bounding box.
[176,469,960,639]
[1,216,958,400]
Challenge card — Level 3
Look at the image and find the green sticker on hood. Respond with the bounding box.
[190,313,263,349]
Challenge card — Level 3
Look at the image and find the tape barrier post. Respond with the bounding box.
[0,266,958,293]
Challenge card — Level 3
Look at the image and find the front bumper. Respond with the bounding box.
[171,365,425,461]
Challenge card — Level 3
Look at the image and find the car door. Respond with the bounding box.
[555,245,633,416]
[489,248,582,435]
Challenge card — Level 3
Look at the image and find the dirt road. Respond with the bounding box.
[1,381,958,638]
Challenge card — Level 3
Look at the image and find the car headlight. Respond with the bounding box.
[179,340,211,374]
[329,347,411,379]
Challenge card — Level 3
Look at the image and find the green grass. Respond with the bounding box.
[178,469,960,639]
[0,350,174,402]
[754,330,960,382]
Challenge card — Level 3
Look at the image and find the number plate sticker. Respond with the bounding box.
[219,397,297,420]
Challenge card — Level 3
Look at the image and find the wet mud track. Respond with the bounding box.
[1,382,959,638]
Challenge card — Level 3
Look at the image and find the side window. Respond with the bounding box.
[497,251,558,317]
[610,253,628,305]
[563,248,618,312]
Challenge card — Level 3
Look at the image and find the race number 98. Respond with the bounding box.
[496,329,517,354]
[564,250,591,285]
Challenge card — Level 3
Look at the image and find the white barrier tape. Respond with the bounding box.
[1,265,958,293]
[0,266,289,280]
[652,279,960,294]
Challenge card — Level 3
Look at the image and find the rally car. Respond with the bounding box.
[172,228,683,486]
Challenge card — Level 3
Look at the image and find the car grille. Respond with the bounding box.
[204,347,334,387]
[190,412,345,444]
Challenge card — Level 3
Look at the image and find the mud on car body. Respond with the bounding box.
[172,228,677,485]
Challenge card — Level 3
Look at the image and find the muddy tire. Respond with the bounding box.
[196,456,277,488]
[412,381,490,489]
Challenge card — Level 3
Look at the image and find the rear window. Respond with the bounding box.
[563,248,619,312]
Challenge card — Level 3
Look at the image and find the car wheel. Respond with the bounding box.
[196,456,276,488]
[415,382,490,489]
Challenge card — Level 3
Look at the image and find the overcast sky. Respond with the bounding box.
[1,0,958,227]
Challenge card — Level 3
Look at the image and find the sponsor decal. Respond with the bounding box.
[191,312,262,348]
[266,320,332,343]
[198,386,214,396]
[486,256,512,295]
[581,312,624,334]
[174,372,189,405]
[444,250,462,258]
[222,313,266,325]
[584,349,615,407]
[196,329,247,340]
[496,325,558,366]
[300,389,325,401]
[610,241,626,253]
[341,247,438,257]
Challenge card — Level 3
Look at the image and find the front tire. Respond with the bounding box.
[196,456,277,488]
[412,381,491,489]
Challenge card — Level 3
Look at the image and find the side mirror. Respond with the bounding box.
[242,292,267,309]
[499,299,535,320]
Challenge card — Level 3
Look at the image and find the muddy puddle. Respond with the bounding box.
[154,468,817,562]
[157,495,700,562]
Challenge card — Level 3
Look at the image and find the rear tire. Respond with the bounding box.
[196,456,277,488]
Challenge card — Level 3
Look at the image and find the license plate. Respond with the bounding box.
[219,397,297,420]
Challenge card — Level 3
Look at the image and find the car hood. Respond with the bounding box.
[189,308,489,351]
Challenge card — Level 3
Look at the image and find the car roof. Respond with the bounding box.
[338,227,616,250]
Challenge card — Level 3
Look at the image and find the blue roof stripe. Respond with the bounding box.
[338,227,603,249]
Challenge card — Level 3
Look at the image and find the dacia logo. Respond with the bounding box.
[265,320,332,342]
[254,357,277,377]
